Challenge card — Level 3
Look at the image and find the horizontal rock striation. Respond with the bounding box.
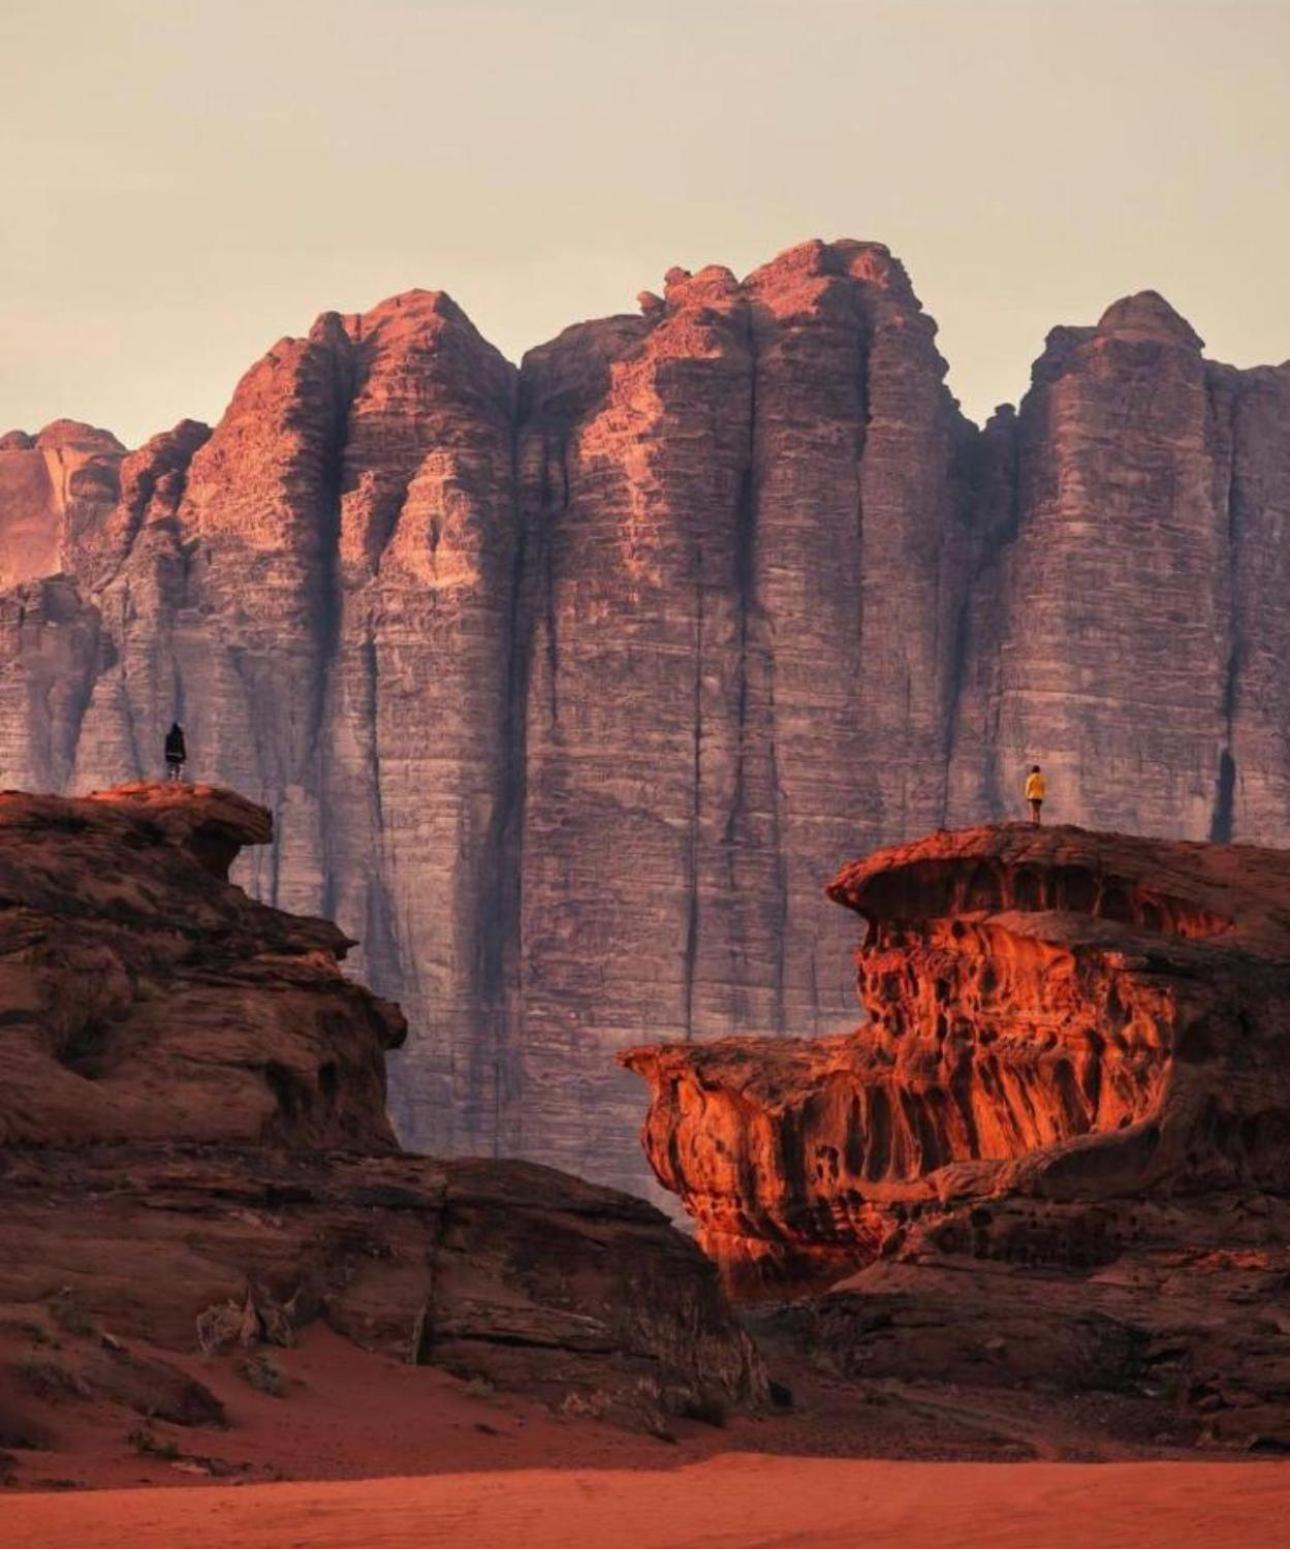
[622,824,1290,1292]
[0,783,764,1437]
[2,243,1290,1196]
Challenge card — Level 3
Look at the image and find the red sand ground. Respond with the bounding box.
[9,1457,1290,1549]
[7,1324,1289,1546]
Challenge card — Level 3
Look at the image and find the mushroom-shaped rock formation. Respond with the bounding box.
[622,824,1290,1295]
[0,784,763,1473]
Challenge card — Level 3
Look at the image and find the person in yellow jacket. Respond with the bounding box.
[1024,765,1046,824]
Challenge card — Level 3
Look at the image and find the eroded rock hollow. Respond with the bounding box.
[3,240,1290,1195]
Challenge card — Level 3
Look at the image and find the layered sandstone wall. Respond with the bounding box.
[946,292,1290,844]
[1,240,1288,1194]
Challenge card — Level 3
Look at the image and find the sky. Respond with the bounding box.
[2,0,1288,447]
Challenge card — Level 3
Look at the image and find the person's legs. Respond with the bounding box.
[1030,798,1042,825]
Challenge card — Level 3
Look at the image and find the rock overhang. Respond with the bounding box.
[622,823,1290,1294]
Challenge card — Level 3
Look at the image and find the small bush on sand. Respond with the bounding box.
[236,1355,286,1398]
[127,1427,179,1461]
[15,1359,88,1401]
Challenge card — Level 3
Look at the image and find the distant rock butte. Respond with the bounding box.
[2,238,1289,1198]
[0,782,764,1437]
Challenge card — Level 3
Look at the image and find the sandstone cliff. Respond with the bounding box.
[0,783,764,1465]
[2,241,1288,1197]
[623,823,1290,1448]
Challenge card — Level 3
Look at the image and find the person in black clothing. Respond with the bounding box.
[164,722,187,782]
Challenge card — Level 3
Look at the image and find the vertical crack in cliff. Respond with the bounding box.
[850,295,874,729]
[56,600,103,791]
[1208,371,1242,843]
[356,624,403,1018]
[545,445,569,729]
[722,309,758,1023]
[725,303,789,1030]
[476,391,535,1156]
[313,337,360,923]
[939,417,997,823]
[984,411,1025,821]
[683,567,704,1043]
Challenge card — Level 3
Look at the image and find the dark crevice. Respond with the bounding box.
[545,444,568,728]
[722,309,760,1018]
[1208,371,1242,843]
[56,602,104,792]
[727,305,790,1030]
[937,418,998,823]
[474,389,533,1156]
[57,1018,112,1080]
[1211,749,1236,843]
[683,576,704,1043]
[311,335,360,926]
[361,631,385,835]
[310,339,358,758]
[851,296,874,709]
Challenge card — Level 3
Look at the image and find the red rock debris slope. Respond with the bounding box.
[0,783,763,1479]
[3,244,1289,1201]
[624,824,1290,1449]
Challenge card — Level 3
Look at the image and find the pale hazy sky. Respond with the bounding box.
[3,0,1287,447]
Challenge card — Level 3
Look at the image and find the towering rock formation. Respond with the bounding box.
[511,242,970,1186]
[947,293,1290,844]
[1,240,1288,1196]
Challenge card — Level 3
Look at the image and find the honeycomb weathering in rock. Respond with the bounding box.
[621,825,1290,1292]
[2,238,1290,1196]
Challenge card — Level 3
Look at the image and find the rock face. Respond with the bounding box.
[624,823,1290,1446]
[512,243,971,1185]
[0,783,764,1439]
[2,243,1289,1198]
[946,293,1290,844]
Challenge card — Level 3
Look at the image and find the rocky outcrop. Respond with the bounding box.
[2,243,1289,1199]
[0,781,403,1151]
[624,823,1290,1448]
[0,783,764,1443]
[623,824,1290,1288]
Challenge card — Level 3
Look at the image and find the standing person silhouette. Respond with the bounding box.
[1024,764,1046,825]
[164,722,187,783]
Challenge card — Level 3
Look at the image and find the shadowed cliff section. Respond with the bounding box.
[2,239,1290,1199]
